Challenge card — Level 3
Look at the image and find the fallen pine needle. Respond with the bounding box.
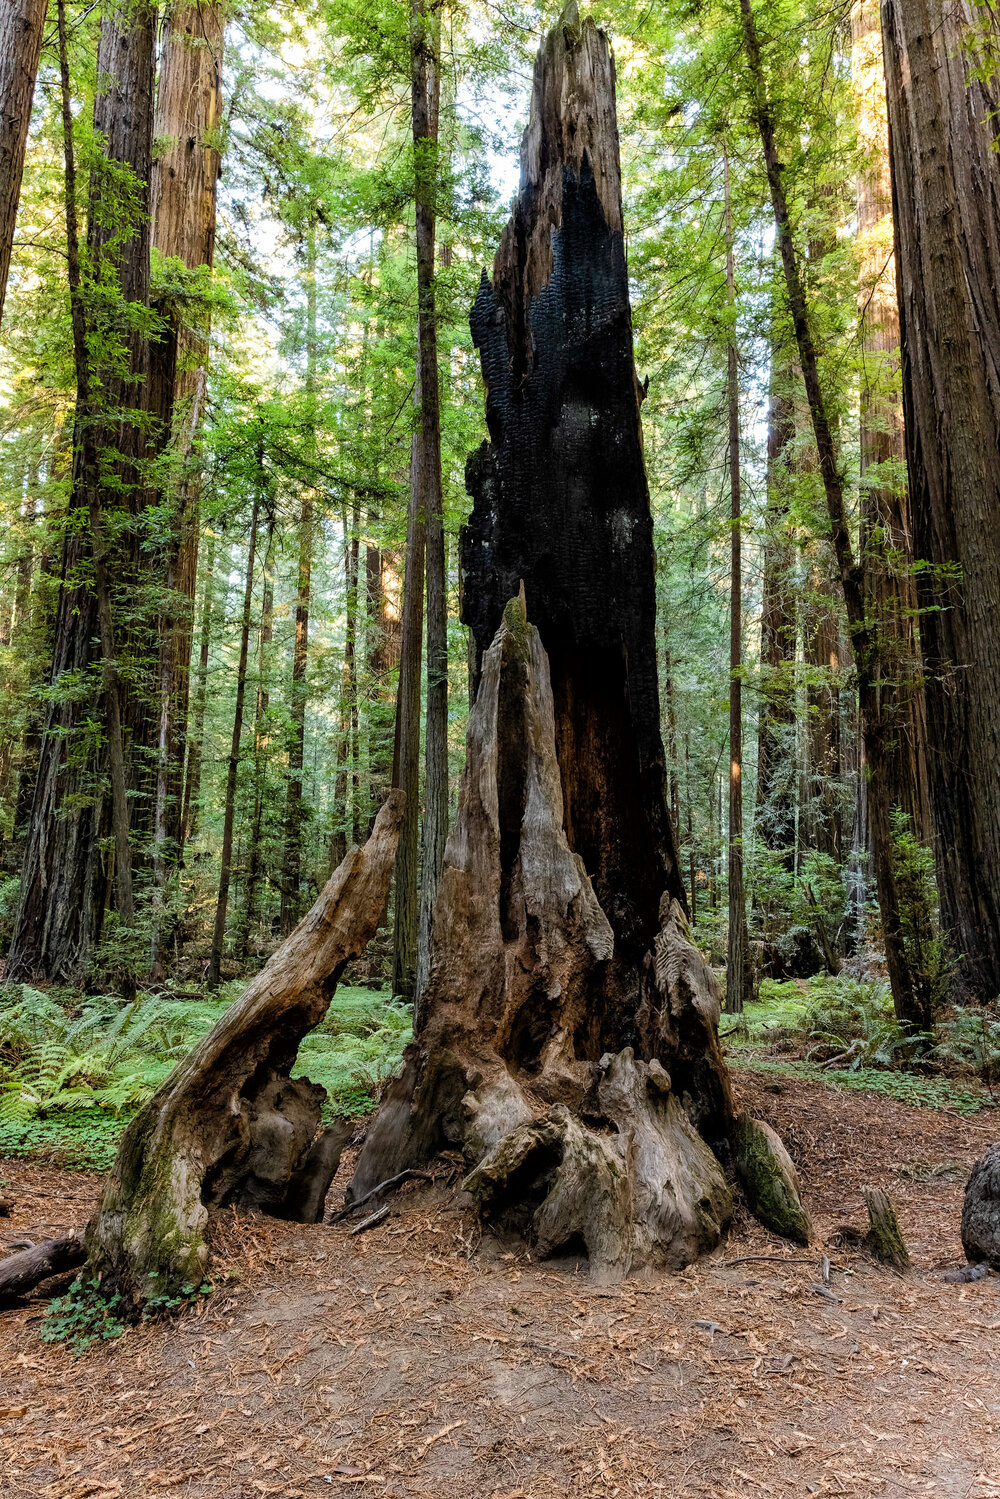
[415,1420,466,1460]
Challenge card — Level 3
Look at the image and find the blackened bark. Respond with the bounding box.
[0,0,47,326]
[881,0,1000,999]
[461,9,686,1025]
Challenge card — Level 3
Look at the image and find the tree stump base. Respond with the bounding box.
[961,1144,1000,1269]
[84,793,404,1304]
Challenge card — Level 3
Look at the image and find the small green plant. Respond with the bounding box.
[142,1279,213,1319]
[932,1007,1000,1087]
[802,974,928,1070]
[40,1278,125,1355]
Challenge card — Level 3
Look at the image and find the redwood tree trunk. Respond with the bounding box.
[756,311,797,858]
[7,0,155,985]
[852,0,931,848]
[0,0,47,327]
[881,0,1000,999]
[740,0,927,1027]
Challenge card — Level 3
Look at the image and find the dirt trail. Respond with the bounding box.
[2,1072,999,1499]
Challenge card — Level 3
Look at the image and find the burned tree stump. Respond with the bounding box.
[348,6,800,1278]
[84,792,404,1303]
[961,1143,1000,1269]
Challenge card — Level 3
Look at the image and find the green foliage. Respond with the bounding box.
[932,1008,1000,1087]
[889,807,951,1020]
[41,1278,126,1356]
[0,983,409,1168]
[801,975,927,1070]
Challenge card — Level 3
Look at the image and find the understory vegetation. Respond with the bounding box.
[1,966,994,1178]
[0,982,411,1168]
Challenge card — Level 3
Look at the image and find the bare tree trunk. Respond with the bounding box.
[281,227,318,934]
[180,531,215,850]
[0,0,47,326]
[240,510,276,949]
[880,0,1000,999]
[391,399,426,1002]
[851,0,931,848]
[7,0,154,986]
[723,147,751,1015]
[208,489,261,989]
[740,0,926,1027]
[348,14,805,1279]
[413,0,447,1014]
[757,297,797,858]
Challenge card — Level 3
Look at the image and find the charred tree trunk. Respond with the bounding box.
[85,792,404,1304]
[0,0,47,327]
[881,0,1000,999]
[350,9,792,1280]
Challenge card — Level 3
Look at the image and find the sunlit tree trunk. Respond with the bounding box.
[851,0,930,847]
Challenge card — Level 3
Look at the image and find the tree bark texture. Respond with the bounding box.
[346,11,781,1282]
[7,0,155,984]
[413,0,448,1015]
[756,318,797,857]
[740,0,928,1028]
[851,0,931,849]
[208,491,261,989]
[724,148,751,1015]
[86,792,405,1303]
[461,7,687,1015]
[0,0,47,327]
[881,0,1000,999]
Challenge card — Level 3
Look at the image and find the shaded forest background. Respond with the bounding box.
[0,0,995,1037]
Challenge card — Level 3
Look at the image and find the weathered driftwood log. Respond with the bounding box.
[0,1233,85,1302]
[85,792,404,1303]
[961,1143,1000,1269]
[732,1114,811,1246]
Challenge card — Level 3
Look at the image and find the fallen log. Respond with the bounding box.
[0,1233,85,1302]
[84,792,405,1305]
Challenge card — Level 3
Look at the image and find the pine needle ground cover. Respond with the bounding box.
[0,984,410,1169]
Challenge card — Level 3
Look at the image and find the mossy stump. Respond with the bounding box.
[733,1113,811,1245]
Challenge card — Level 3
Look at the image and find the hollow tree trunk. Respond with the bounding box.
[881,0,1000,999]
[347,9,790,1281]
[85,792,405,1304]
[0,0,47,327]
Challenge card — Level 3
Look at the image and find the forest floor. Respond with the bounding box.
[2,1070,999,1499]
